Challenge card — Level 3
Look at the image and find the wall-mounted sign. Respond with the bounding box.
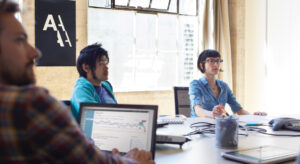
[35,0,76,66]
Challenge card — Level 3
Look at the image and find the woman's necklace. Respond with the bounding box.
[210,86,218,91]
[211,87,218,91]
[210,85,220,98]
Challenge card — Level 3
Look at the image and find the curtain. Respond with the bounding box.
[214,0,233,89]
[200,0,233,88]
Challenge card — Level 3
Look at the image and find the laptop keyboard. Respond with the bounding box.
[157,117,185,124]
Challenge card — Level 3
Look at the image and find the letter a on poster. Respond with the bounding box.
[35,0,76,66]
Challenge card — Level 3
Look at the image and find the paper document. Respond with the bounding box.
[237,115,271,125]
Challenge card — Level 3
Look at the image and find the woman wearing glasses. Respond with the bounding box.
[189,49,266,118]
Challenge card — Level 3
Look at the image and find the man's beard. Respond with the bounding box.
[0,61,35,86]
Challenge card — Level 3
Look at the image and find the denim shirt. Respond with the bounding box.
[189,77,242,117]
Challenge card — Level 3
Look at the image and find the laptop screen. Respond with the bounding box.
[78,103,158,157]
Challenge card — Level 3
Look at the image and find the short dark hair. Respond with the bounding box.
[0,0,19,54]
[197,49,221,73]
[0,0,19,13]
[77,43,109,78]
[0,0,19,31]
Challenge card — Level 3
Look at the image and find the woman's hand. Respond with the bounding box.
[212,105,224,118]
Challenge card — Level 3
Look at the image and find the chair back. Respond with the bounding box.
[173,87,190,117]
[61,100,71,109]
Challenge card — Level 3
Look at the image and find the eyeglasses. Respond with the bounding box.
[99,60,109,66]
[204,59,223,64]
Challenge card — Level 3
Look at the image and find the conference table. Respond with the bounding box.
[155,115,300,164]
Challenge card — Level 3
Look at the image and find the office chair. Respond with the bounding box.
[61,100,71,109]
[173,87,190,117]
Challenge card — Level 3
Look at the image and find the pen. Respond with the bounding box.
[245,122,263,126]
[219,104,230,116]
[223,111,230,117]
[225,115,233,128]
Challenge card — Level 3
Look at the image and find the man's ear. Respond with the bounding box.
[82,64,90,73]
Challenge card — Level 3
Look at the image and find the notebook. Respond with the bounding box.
[78,103,158,157]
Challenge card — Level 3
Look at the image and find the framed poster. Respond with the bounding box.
[35,0,76,66]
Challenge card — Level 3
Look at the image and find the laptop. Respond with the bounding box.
[78,103,158,157]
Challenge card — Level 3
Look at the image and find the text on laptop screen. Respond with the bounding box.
[80,106,155,153]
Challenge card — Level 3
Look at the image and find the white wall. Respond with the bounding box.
[245,0,267,113]
[265,0,300,115]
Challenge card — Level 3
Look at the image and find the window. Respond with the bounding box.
[88,8,198,91]
[15,0,23,22]
[183,23,196,81]
[179,0,197,16]
[89,0,111,8]
[89,0,197,16]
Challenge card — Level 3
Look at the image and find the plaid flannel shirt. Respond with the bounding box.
[0,85,137,164]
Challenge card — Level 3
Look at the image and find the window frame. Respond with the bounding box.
[88,0,198,16]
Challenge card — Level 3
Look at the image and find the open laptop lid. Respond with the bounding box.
[78,103,158,158]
